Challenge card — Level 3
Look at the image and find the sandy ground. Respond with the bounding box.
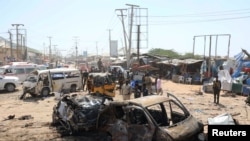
[0,79,250,141]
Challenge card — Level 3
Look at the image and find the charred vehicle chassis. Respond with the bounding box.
[52,93,206,141]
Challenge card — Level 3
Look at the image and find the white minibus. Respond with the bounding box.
[20,68,82,99]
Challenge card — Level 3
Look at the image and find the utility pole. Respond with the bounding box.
[18,28,27,61]
[215,35,218,58]
[53,45,58,67]
[116,8,128,64]
[108,29,112,57]
[73,36,79,68]
[48,36,52,63]
[192,37,195,57]
[227,35,231,59]
[96,41,98,59]
[8,30,13,58]
[12,24,24,61]
[43,42,46,62]
[137,25,140,62]
[23,36,27,61]
[20,34,23,59]
[126,4,139,68]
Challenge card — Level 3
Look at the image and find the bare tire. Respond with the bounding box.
[5,83,15,92]
[41,88,50,97]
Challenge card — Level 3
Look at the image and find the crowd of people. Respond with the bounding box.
[119,72,164,101]
[79,58,166,101]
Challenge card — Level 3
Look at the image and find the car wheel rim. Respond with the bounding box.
[42,89,49,96]
[7,85,14,92]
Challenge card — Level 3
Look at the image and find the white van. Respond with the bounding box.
[0,62,37,83]
[20,68,82,99]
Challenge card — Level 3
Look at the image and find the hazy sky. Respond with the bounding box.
[0,0,249,58]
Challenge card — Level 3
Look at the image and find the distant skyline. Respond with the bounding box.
[0,0,249,58]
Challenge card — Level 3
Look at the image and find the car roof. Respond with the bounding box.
[128,95,170,107]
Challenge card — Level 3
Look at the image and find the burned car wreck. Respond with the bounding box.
[52,93,113,135]
[52,93,206,141]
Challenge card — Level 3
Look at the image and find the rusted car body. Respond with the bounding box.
[52,93,206,141]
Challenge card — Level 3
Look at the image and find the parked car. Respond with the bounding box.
[52,93,206,141]
[0,75,20,92]
[0,62,37,83]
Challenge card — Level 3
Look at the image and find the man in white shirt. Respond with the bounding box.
[121,80,131,100]
[157,75,163,95]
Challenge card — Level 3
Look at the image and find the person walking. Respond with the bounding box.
[213,76,221,104]
[121,80,131,100]
[156,75,163,95]
[87,75,94,94]
[82,70,89,91]
[144,73,152,94]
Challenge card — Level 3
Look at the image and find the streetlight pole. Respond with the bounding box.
[48,36,52,64]
[73,36,79,68]
[8,30,13,58]
[12,24,24,61]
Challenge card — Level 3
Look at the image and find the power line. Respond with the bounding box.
[149,15,250,25]
[150,11,250,18]
[149,8,250,18]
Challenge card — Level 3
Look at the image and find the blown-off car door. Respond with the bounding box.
[167,93,190,124]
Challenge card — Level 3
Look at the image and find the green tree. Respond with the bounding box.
[182,52,203,59]
[148,48,180,58]
[148,48,203,59]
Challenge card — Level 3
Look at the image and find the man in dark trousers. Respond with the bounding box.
[134,83,141,98]
[213,76,221,104]
[82,70,89,91]
[97,58,103,72]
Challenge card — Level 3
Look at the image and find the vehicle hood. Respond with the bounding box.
[162,116,204,140]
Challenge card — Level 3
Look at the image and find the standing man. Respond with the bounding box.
[118,73,125,95]
[121,80,131,100]
[87,75,94,94]
[82,70,89,91]
[144,73,152,94]
[97,58,103,72]
[213,76,221,104]
[156,75,163,95]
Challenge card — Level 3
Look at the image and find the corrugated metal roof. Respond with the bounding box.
[157,58,203,66]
